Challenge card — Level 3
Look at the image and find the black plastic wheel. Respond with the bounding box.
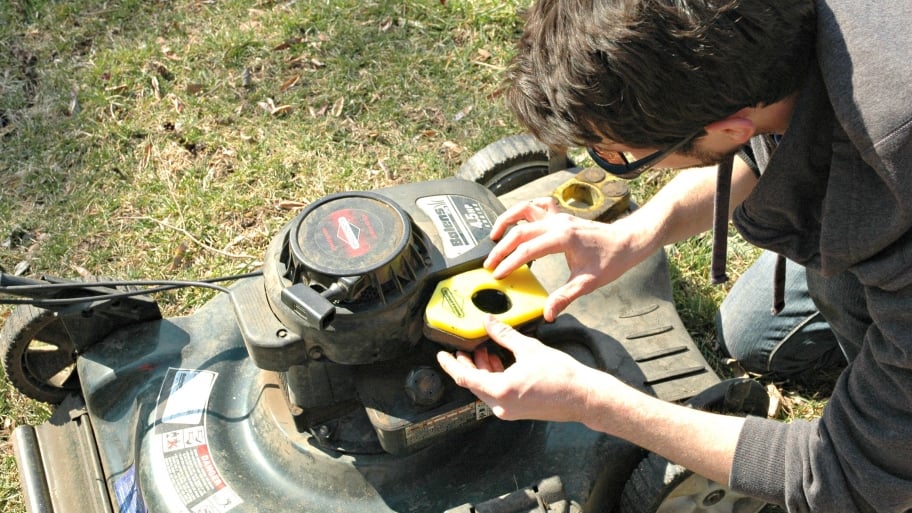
[620,453,767,513]
[1,303,80,404]
[456,133,573,194]
[619,378,770,513]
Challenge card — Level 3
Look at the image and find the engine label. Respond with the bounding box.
[151,368,243,513]
[404,400,493,446]
[416,195,494,258]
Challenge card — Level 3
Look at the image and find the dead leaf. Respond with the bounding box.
[13,260,29,276]
[149,60,173,80]
[72,265,92,278]
[766,383,785,418]
[257,98,293,116]
[272,37,303,51]
[140,142,153,170]
[452,105,473,122]
[68,89,80,116]
[475,48,492,62]
[170,240,190,271]
[331,97,344,117]
[271,104,294,116]
[169,94,184,114]
[310,104,328,117]
[258,98,276,113]
[278,200,308,210]
[441,140,462,157]
[279,74,300,92]
[151,76,161,100]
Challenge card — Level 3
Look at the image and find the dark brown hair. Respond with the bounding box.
[505,0,816,150]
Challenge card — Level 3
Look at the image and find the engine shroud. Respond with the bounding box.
[248,178,504,368]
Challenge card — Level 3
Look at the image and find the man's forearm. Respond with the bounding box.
[579,367,744,485]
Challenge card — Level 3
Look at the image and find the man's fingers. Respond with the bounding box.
[544,278,590,321]
[490,197,557,240]
[437,351,499,407]
[483,315,536,354]
[486,226,560,278]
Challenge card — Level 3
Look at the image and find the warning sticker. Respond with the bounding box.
[416,195,494,258]
[152,368,242,513]
[113,465,147,513]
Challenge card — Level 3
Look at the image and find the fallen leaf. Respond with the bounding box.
[452,105,473,122]
[72,265,92,278]
[271,104,294,116]
[766,384,783,418]
[68,90,80,116]
[272,37,303,51]
[441,140,462,157]
[140,142,153,170]
[310,104,328,117]
[331,97,344,117]
[14,260,30,276]
[169,94,184,114]
[170,240,190,271]
[151,76,161,99]
[475,48,492,62]
[258,98,277,113]
[279,74,300,92]
[278,200,308,210]
[149,60,173,80]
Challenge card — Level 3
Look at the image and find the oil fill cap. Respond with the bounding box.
[424,265,548,351]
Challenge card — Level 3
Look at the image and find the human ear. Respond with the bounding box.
[703,117,756,145]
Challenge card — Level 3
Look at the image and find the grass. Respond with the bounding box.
[0,1,828,512]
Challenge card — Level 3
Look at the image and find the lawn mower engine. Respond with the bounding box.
[4,137,770,513]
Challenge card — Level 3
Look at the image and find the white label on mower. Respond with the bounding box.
[161,369,216,425]
[152,368,243,513]
[416,195,494,258]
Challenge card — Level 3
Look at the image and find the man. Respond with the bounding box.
[437,0,912,511]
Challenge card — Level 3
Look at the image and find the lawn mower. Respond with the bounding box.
[1,134,769,513]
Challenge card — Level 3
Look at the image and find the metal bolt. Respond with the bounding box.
[702,489,726,507]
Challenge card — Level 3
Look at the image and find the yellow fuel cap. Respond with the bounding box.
[424,264,548,351]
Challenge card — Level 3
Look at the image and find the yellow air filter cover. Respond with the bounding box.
[424,264,548,351]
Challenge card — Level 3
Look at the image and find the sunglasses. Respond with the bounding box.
[587,130,702,179]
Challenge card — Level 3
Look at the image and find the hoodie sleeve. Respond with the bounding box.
[729,279,912,512]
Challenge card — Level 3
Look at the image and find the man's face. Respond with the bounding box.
[595,136,741,172]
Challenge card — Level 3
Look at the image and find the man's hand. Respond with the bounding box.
[436,315,602,422]
[483,197,652,321]
[437,316,743,485]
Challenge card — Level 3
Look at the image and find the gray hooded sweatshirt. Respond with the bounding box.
[728,0,912,511]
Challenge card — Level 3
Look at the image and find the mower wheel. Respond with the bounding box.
[456,133,573,194]
[619,454,767,513]
[1,303,80,404]
[619,378,770,513]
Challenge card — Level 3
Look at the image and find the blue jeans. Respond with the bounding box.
[715,251,847,377]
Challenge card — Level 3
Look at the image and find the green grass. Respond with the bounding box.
[0,1,826,511]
